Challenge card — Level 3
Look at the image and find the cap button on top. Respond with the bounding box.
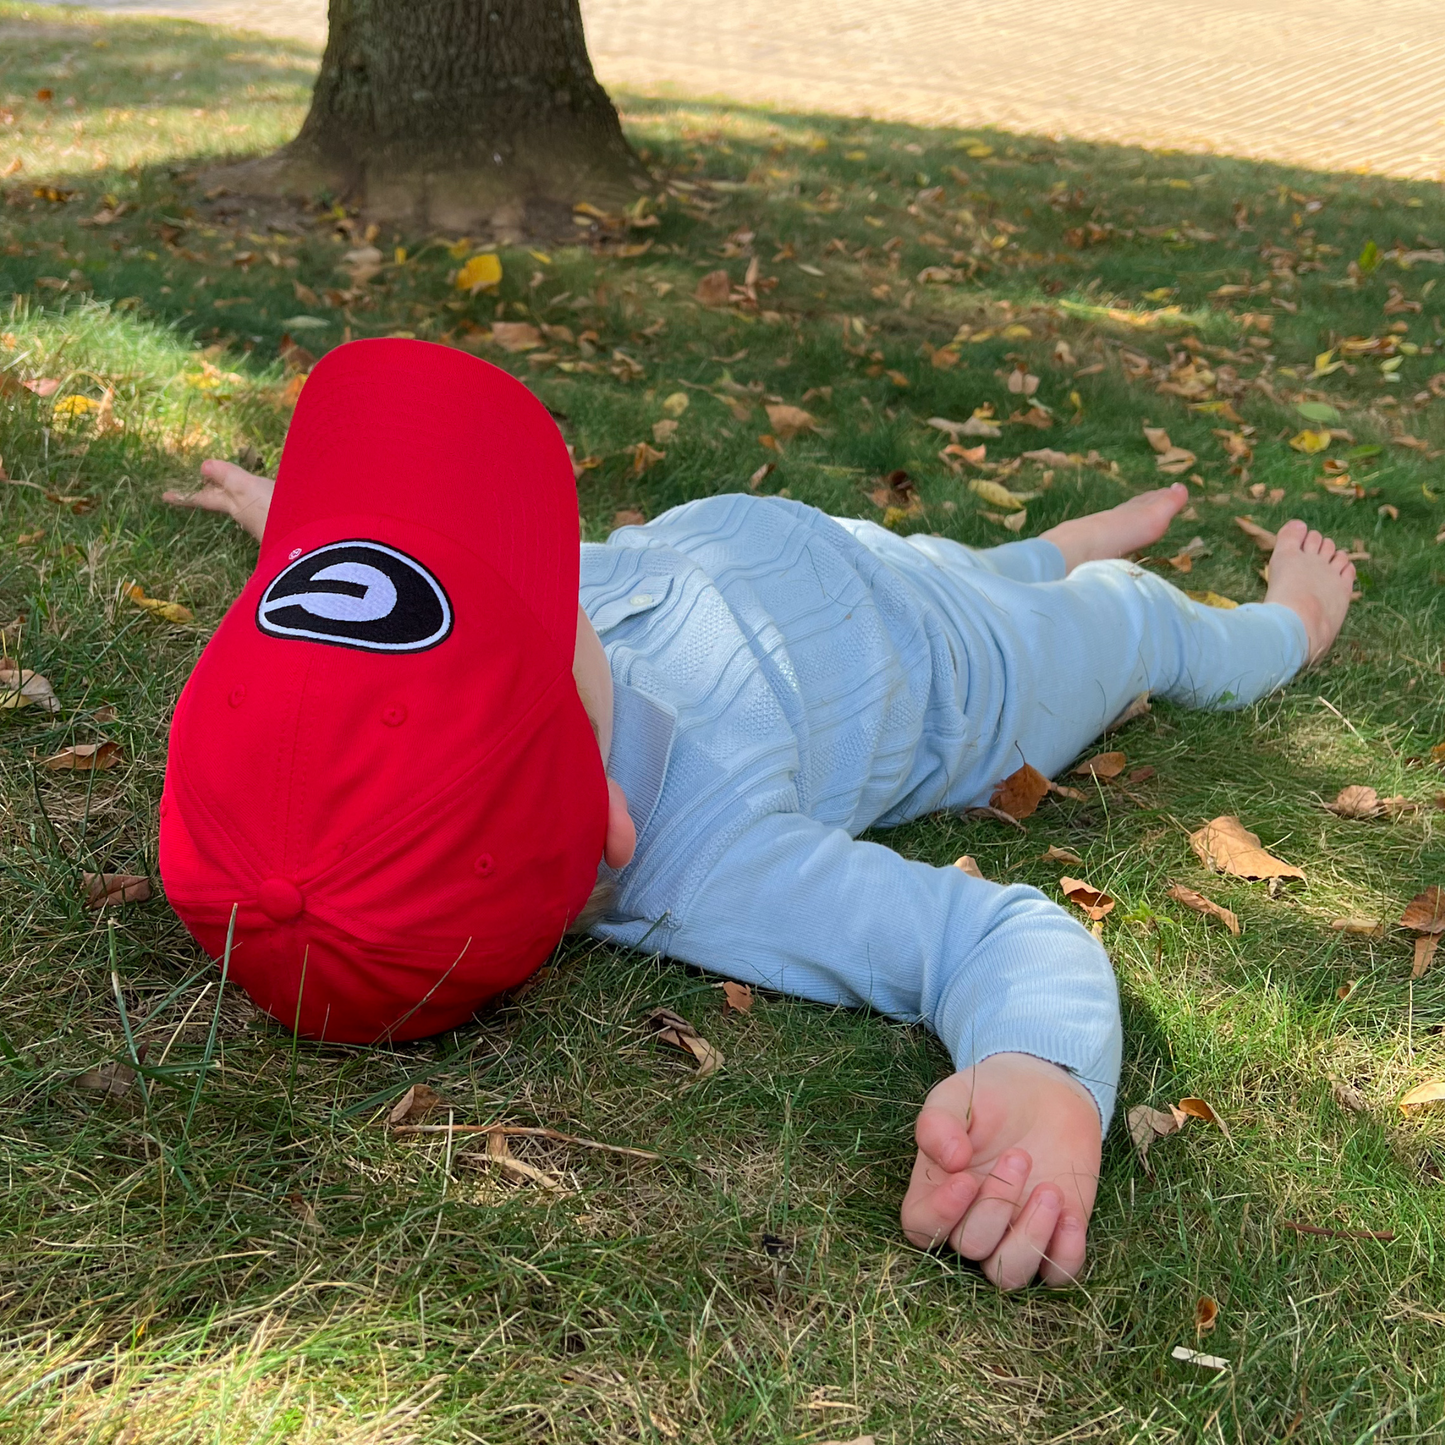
[257,877,305,923]
[381,704,407,727]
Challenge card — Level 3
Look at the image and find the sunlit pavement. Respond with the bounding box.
[56,0,1445,180]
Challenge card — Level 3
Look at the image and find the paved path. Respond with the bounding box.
[57,0,1445,181]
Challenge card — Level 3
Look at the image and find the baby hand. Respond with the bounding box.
[163,458,274,542]
[900,1051,1102,1289]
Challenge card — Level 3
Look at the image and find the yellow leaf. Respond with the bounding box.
[52,394,99,418]
[1186,590,1238,610]
[1289,429,1331,454]
[661,391,689,418]
[127,584,193,624]
[455,253,502,292]
[1400,1080,1445,1111]
[968,478,1026,510]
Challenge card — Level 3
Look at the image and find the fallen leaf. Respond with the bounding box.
[1143,425,1196,474]
[286,1191,322,1230]
[0,660,60,713]
[1072,750,1126,779]
[969,478,1027,511]
[127,585,192,624]
[455,252,502,292]
[629,441,666,475]
[612,509,647,529]
[1047,780,1089,802]
[651,418,678,444]
[1006,367,1040,396]
[748,462,775,491]
[1189,816,1304,881]
[1185,590,1239,610]
[76,1060,135,1096]
[1333,1080,1368,1113]
[1060,875,1115,921]
[387,1083,443,1125]
[24,377,61,398]
[340,244,384,284]
[695,269,732,307]
[647,1008,724,1078]
[953,854,985,878]
[1400,1080,1445,1111]
[990,761,1050,819]
[490,321,543,353]
[1413,934,1439,979]
[928,414,1002,440]
[1326,785,1382,819]
[1172,1347,1229,1372]
[1042,846,1084,866]
[722,981,754,1014]
[1331,917,1384,937]
[1400,887,1445,934]
[661,391,689,418]
[1234,516,1277,550]
[482,1129,565,1190]
[765,404,817,440]
[1021,447,1077,467]
[42,741,120,772]
[1167,884,1241,935]
[82,872,151,909]
[1177,1097,1231,1139]
[1127,1102,1185,1172]
[1289,429,1332,454]
[1107,693,1151,730]
[1195,1297,1219,1333]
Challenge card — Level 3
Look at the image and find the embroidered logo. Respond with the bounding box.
[257,540,452,653]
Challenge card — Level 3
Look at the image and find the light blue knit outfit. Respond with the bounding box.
[580,495,1309,1129]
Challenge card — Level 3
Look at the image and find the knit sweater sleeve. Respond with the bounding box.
[664,810,1122,1131]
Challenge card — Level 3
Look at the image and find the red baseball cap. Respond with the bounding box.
[160,338,607,1042]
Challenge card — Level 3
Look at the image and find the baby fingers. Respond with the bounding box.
[1038,1207,1089,1288]
[948,1148,1032,1261]
[982,1182,1063,1291]
[900,1153,982,1250]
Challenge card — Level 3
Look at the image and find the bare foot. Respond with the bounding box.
[163,459,274,542]
[1041,483,1190,573]
[1264,519,1355,663]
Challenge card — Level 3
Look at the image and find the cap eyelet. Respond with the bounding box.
[473,853,495,877]
[381,704,407,728]
[228,684,246,708]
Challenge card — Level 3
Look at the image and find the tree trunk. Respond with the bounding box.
[217,0,645,238]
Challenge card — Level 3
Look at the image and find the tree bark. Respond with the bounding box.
[217,0,645,237]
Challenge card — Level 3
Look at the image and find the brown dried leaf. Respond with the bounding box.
[1331,916,1384,938]
[647,1008,725,1077]
[1400,1080,1445,1111]
[1413,934,1439,979]
[1195,1296,1219,1333]
[1060,875,1116,921]
[765,404,817,440]
[1042,845,1084,866]
[1106,693,1151,732]
[1167,884,1241,935]
[76,1060,135,1096]
[1188,816,1304,882]
[722,980,754,1014]
[1126,1102,1186,1173]
[0,660,60,713]
[1401,887,1445,934]
[953,854,985,879]
[990,762,1050,820]
[42,741,120,772]
[387,1082,444,1126]
[82,872,151,909]
[1326,785,1382,819]
[1047,780,1089,802]
[748,462,775,491]
[490,320,543,352]
[1178,1097,1231,1139]
[1233,515,1277,550]
[1073,750,1126,780]
[1006,367,1040,396]
[1333,1080,1368,1113]
[483,1129,565,1190]
[695,269,731,307]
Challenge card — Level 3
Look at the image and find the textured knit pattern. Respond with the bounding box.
[582,496,1309,1129]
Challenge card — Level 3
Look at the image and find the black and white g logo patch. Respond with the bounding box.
[257,541,453,653]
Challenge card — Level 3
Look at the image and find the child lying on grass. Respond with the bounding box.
[160,339,1354,1290]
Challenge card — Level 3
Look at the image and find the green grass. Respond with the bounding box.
[2,3,1445,1441]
